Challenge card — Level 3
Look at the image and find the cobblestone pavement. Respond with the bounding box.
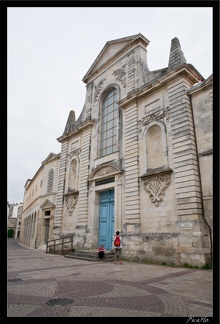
[5,239,215,322]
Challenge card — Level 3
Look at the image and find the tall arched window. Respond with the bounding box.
[100,88,118,157]
[47,169,54,194]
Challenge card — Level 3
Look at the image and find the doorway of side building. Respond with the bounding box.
[99,189,114,250]
[44,217,50,244]
[8,228,14,238]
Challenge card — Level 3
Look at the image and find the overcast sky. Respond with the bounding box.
[7,6,213,204]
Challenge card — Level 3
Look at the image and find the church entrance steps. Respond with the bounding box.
[64,249,115,262]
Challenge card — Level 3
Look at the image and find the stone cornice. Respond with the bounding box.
[56,119,95,143]
[41,153,60,165]
[187,74,212,95]
[118,64,204,109]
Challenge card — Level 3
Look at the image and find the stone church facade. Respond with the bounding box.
[20,33,212,267]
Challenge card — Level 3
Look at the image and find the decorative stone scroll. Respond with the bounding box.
[113,65,126,87]
[139,106,170,128]
[142,170,171,207]
[64,191,79,215]
[94,79,106,102]
[67,148,81,159]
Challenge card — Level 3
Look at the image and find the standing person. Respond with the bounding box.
[97,243,105,260]
[113,231,123,264]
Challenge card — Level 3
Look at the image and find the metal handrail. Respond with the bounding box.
[46,234,74,254]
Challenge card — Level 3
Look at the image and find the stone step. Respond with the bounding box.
[64,249,115,262]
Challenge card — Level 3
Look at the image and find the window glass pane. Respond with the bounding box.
[102,115,107,123]
[106,146,112,155]
[101,148,106,156]
[108,120,113,128]
[105,92,111,101]
[101,123,106,132]
[108,96,113,105]
[113,102,117,111]
[107,138,112,146]
[107,129,112,138]
[108,104,113,113]
[101,132,106,140]
[102,107,107,116]
[100,140,105,149]
[108,112,113,121]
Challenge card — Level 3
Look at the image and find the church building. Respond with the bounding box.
[20,33,213,267]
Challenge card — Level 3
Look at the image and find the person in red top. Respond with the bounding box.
[97,243,105,260]
[113,231,123,264]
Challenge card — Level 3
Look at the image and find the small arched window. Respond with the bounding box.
[47,169,54,194]
[100,88,118,157]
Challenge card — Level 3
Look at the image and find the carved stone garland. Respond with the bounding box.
[67,148,81,158]
[64,192,79,215]
[94,79,106,102]
[138,106,170,133]
[112,65,126,87]
[143,172,171,207]
[95,166,116,177]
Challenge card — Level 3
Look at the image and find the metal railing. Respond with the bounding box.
[46,234,74,255]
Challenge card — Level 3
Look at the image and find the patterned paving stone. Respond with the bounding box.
[7,277,189,317]
[6,239,214,320]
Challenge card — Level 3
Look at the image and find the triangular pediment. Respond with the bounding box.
[82,33,149,83]
[89,162,123,181]
[41,152,60,165]
[202,74,212,86]
[40,199,56,209]
[24,179,32,188]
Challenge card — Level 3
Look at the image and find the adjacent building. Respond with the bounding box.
[7,202,23,238]
[20,34,213,266]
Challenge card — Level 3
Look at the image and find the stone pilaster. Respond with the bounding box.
[168,80,211,264]
[53,141,68,236]
[127,51,135,94]
[168,81,202,220]
[86,82,93,115]
[77,128,91,226]
[124,104,140,226]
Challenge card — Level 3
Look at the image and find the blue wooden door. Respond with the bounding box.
[99,189,114,250]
